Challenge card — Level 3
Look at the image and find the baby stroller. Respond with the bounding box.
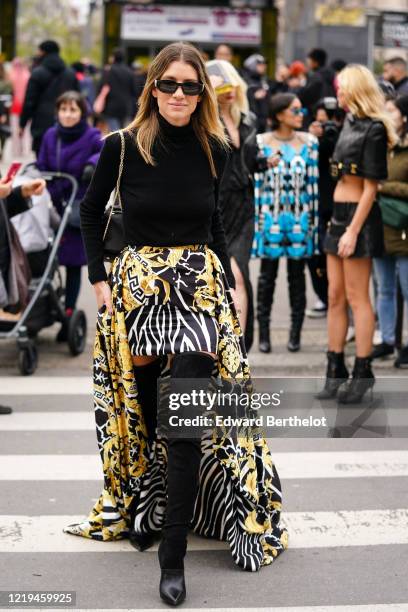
[0,164,87,375]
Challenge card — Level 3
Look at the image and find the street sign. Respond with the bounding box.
[315,4,366,27]
[376,11,408,49]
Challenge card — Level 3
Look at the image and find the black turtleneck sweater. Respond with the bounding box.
[80,113,235,288]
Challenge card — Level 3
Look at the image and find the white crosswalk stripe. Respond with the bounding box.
[0,376,92,395]
[0,411,94,431]
[1,450,408,480]
[1,509,408,552]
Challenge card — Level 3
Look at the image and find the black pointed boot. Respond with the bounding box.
[337,356,375,404]
[129,357,162,553]
[316,351,349,399]
[159,351,215,607]
[257,259,278,353]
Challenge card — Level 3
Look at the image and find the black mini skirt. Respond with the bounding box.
[323,201,384,258]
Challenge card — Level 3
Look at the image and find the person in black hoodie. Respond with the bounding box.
[98,47,139,131]
[19,40,79,156]
[242,53,275,134]
[299,48,335,124]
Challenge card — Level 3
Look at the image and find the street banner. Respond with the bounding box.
[120,4,261,44]
[315,4,366,27]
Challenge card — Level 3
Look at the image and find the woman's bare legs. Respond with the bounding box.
[230,256,248,332]
[343,257,374,357]
[327,254,348,352]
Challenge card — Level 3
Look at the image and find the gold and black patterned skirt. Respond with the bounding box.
[64,244,288,571]
[124,245,219,355]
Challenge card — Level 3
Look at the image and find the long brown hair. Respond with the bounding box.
[125,42,229,177]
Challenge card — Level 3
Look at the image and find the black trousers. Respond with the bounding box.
[257,258,306,329]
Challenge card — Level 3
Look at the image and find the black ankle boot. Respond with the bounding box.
[129,357,162,552]
[316,351,349,399]
[259,322,271,353]
[337,356,375,404]
[158,351,215,607]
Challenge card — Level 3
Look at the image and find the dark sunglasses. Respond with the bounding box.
[290,107,308,116]
[154,79,205,96]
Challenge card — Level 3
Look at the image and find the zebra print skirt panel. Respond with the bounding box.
[64,244,288,571]
[124,245,219,356]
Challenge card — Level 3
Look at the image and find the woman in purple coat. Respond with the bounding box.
[37,91,102,340]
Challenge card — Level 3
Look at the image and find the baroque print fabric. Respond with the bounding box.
[64,245,288,571]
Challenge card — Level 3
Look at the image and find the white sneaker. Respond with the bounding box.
[346,326,355,343]
[373,329,383,346]
[306,299,328,318]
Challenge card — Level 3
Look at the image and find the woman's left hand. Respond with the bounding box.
[21,179,46,198]
[338,227,358,258]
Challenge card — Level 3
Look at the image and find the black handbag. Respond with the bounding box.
[102,130,126,261]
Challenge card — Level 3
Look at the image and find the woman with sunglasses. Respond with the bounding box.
[318,65,397,403]
[65,42,288,606]
[206,59,258,352]
[253,92,319,353]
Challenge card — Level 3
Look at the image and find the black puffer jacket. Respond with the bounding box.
[20,53,79,138]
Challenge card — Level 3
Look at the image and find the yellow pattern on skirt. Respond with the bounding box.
[64,245,288,571]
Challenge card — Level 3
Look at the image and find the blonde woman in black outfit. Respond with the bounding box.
[318,65,398,403]
[64,43,288,607]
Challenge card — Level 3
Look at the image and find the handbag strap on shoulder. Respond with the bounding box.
[113,130,125,211]
[102,130,125,242]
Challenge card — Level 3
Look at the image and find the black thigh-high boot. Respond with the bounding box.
[287,258,306,352]
[130,357,162,551]
[158,351,215,607]
[257,258,279,353]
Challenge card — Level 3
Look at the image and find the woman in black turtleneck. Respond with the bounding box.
[65,43,288,607]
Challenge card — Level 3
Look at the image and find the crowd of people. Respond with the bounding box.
[1,36,408,604]
[0,39,408,372]
[0,41,407,367]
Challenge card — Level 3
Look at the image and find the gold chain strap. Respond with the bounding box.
[103,130,125,241]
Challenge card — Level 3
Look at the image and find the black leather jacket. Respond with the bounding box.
[330,114,388,181]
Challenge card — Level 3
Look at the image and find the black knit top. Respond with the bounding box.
[80,113,235,288]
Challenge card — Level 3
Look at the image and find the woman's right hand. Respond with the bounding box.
[93,280,113,314]
[266,152,282,168]
[0,178,12,199]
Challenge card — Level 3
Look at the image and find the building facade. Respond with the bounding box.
[275,0,408,69]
